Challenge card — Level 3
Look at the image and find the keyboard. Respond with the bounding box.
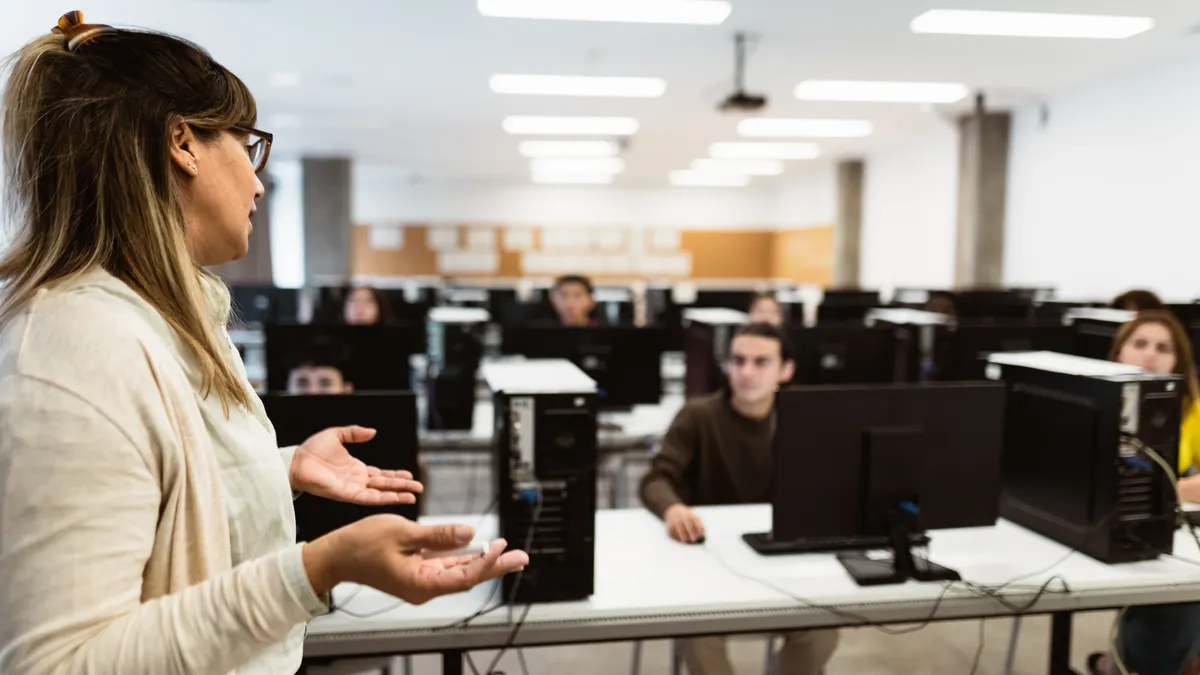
[742,531,930,556]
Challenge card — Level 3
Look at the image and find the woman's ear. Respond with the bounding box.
[168,119,199,176]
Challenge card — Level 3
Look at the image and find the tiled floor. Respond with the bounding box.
[311,458,1120,675]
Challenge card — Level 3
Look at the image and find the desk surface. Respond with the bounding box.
[304,504,1200,658]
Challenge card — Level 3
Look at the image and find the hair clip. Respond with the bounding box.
[51,10,117,53]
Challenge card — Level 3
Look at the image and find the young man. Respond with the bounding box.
[640,322,838,675]
[551,274,597,327]
[286,341,355,395]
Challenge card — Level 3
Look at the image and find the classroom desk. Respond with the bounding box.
[302,504,1200,675]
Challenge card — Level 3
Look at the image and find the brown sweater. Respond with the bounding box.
[640,392,774,518]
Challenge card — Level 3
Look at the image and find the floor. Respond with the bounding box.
[311,455,1120,675]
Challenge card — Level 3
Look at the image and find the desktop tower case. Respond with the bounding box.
[426,309,488,431]
[987,352,1181,563]
[484,360,598,604]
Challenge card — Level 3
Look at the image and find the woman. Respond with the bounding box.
[343,285,394,325]
[1089,311,1200,674]
[1112,288,1166,313]
[0,13,526,675]
[747,292,784,327]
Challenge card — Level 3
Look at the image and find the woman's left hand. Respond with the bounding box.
[290,426,423,506]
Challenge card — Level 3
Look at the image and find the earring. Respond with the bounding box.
[187,160,197,173]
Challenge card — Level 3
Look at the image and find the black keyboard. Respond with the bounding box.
[742,531,930,556]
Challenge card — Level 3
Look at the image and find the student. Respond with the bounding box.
[343,285,394,326]
[924,291,959,318]
[1088,310,1200,675]
[1112,289,1166,313]
[0,14,526,675]
[551,274,598,327]
[748,292,785,327]
[287,341,355,395]
[640,323,838,675]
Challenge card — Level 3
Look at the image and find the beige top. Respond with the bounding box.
[0,268,328,675]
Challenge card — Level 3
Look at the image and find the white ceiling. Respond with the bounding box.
[4,0,1200,186]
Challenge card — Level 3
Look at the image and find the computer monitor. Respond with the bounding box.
[744,382,1006,587]
[1166,303,1200,327]
[263,324,416,393]
[694,289,757,311]
[229,285,299,327]
[505,325,666,409]
[261,392,419,540]
[954,290,1034,322]
[817,290,881,324]
[788,325,903,385]
[937,322,1076,381]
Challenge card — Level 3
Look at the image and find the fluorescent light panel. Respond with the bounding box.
[503,116,639,136]
[491,74,665,97]
[737,118,873,138]
[669,171,750,187]
[690,158,784,176]
[518,141,619,157]
[910,9,1154,39]
[795,80,969,103]
[531,172,615,185]
[529,158,626,174]
[708,142,821,160]
[478,0,731,25]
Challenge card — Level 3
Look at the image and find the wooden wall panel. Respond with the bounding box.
[677,230,775,279]
[772,228,834,285]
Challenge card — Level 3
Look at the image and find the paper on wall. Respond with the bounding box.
[650,229,681,250]
[466,228,497,250]
[427,227,460,251]
[503,228,535,251]
[368,225,403,251]
[437,251,499,274]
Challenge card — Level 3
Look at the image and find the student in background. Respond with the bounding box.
[343,285,394,325]
[1112,289,1166,313]
[551,274,598,327]
[747,292,784,327]
[924,291,959,318]
[1089,310,1200,675]
[287,341,354,395]
[640,323,838,675]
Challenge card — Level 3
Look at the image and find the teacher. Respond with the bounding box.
[0,12,527,675]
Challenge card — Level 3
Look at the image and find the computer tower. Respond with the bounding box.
[483,360,598,604]
[426,308,488,431]
[987,352,1180,563]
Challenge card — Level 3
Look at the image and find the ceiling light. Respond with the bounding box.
[795,80,969,104]
[708,142,821,160]
[910,9,1154,39]
[529,158,626,174]
[518,141,620,158]
[531,172,615,185]
[503,116,640,136]
[737,118,873,138]
[668,171,750,187]
[269,72,301,87]
[478,0,731,25]
[690,158,784,175]
[491,74,666,97]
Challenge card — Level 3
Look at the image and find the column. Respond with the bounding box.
[833,160,864,288]
[954,110,1012,287]
[301,157,353,286]
[211,175,274,284]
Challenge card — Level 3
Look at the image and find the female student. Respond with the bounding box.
[0,14,525,675]
[1089,311,1200,674]
[343,285,395,325]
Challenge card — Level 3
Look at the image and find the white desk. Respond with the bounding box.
[303,505,1200,674]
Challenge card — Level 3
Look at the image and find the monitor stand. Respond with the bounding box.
[835,516,960,587]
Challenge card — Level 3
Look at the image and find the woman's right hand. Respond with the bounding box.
[302,514,529,604]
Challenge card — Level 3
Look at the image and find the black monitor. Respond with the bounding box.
[744,382,1006,587]
[788,325,902,385]
[264,324,416,393]
[506,325,666,409]
[954,290,1034,322]
[1166,303,1200,327]
[229,285,299,327]
[1032,300,1103,321]
[937,322,1077,381]
[262,392,419,540]
[817,290,881,324]
[694,289,757,311]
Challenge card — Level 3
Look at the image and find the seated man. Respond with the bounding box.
[286,340,354,395]
[640,323,838,675]
[551,274,599,327]
[748,292,785,327]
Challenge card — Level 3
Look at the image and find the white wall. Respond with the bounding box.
[353,165,828,230]
[859,124,961,291]
[772,166,837,229]
[1005,55,1200,300]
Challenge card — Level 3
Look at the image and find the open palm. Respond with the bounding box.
[290,426,423,506]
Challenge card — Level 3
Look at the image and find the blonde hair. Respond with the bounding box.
[1109,310,1200,411]
[1,27,258,412]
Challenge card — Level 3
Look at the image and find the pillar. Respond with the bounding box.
[954,110,1011,287]
[302,157,353,286]
[833,160,864,288]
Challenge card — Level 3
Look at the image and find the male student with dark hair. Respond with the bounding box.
[551,274,598,326]
[639,322,839,675]
[287,339,354,395]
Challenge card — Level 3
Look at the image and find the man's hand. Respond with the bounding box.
[664,504,705,543]
[290,426,423,506]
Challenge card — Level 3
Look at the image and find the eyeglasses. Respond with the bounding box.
[230,124,273,174]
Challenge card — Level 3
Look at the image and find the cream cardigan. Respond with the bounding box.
[0,269,327,674]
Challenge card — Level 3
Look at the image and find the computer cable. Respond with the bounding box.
[484,486,544,675]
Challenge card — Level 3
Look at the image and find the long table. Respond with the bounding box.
[302,504,1200,675]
